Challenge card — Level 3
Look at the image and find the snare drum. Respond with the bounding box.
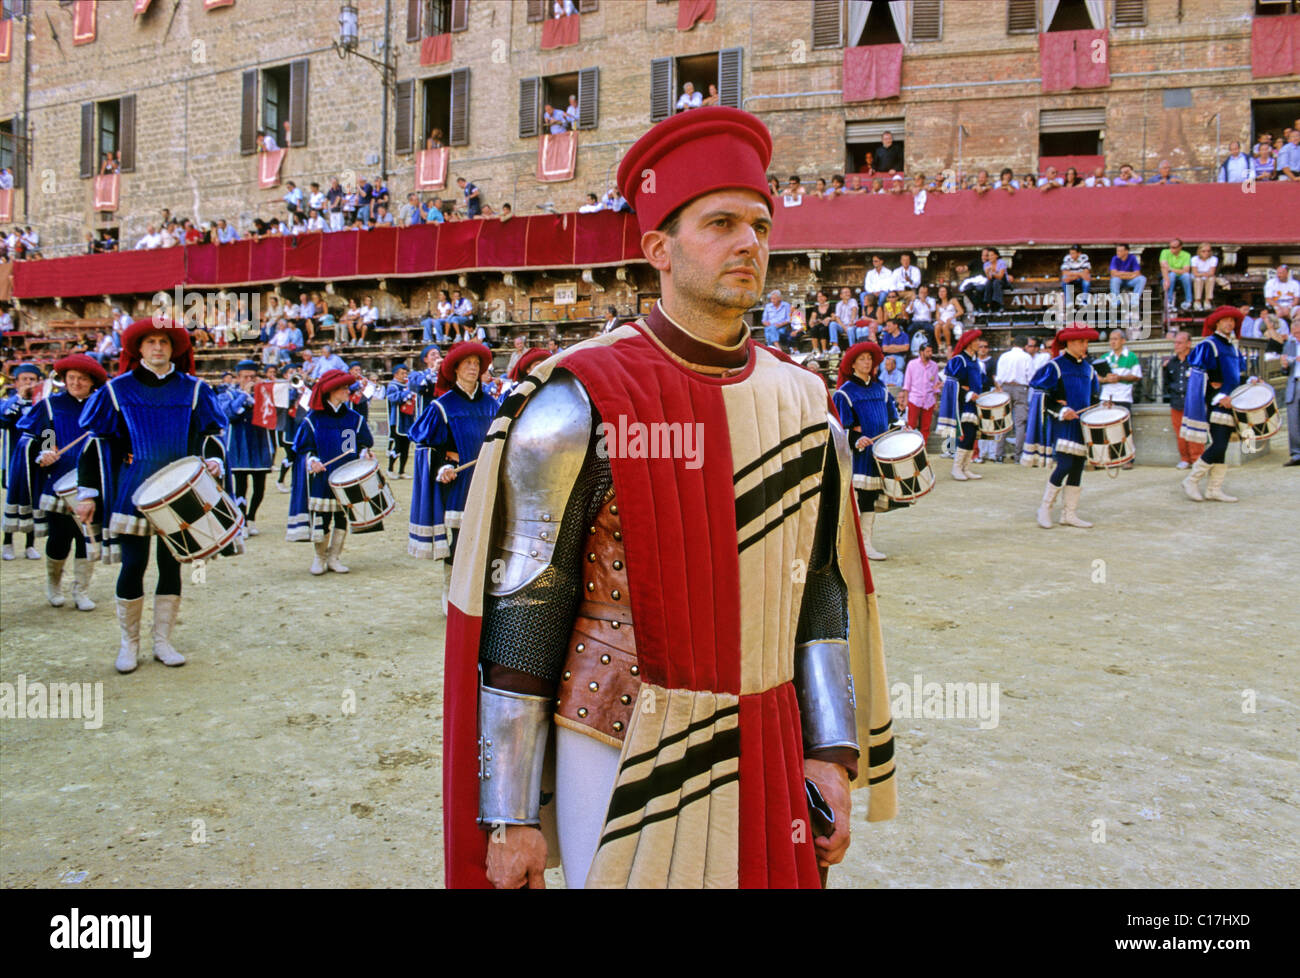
[872,428,935,502]
[1078,405,1135,468]
[328,458,395,530]
[1228,383,1279,442]
[132,457,245,562]
[47,470,80,515]
[976,391,1013,435]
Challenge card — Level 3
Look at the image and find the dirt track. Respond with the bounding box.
[1,453,1297,888]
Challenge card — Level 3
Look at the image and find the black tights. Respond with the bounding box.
[315,511,347,536]
[4,531,34,548]
[958,420,978,451]
[116,533,182,599]
[45,512,87,561]
[233,471,267,520]
[1050,454,1085,487]
[1201,423,1231,465]
[388,434,410,475]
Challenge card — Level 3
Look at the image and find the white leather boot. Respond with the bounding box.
[1036,481,1061,529]
[1060,485,1093,527]
[862,512,887,560]
[327,528,350,573]
[960,448,982,479]
[441,561,452,617]
[951,449,969,481]
[115,596,144,673]
[72,557,96,611]
[1182,458,1209,501]
[46,557,67,607]
[1205,464,1238,502]
[152,594,186,666]
[310,537,328,575]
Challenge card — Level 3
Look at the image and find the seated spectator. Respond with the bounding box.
[1145,159,1182,185]
[1108,243,1146,306]
[701,83,719,107]
[806,290,832,357]
[907,284,935,338]
[356,295,379,345]
[134,224,163,250]
[1265,265,1299,322]
[856,294,880,339]
[1061,244,1091,305]
[881,291,906,324]
[1159,238,1193,313]
[1259,308,1291,355]
[971,169,994,196]
[578,192,603,213]
[892,253,920,301]
[1277,129,1300,181]
[880,354,905,392]
[761,289,791,348]
[1037,165,1063,190]
[933,284,962,355]
[1217,141,1254,183]
[1061,166,1083,188]
[215,218,239,244]
[298,292,318,339]
[829,286,858,351]
[1252,144,1277,181]
[675,82,703,113]
[423,289,453,344]
[1240,305,1264,340]
[1113,163,1142,186]
[980,247,1010,312]
[864,254,893,306]
[879,319,910,362]
[93,328,121,365]
[340,298,361,343]
[851,316,878,347]
[448,289,474,340]
[1190,243,1218,311]
[994,167,1018,192]
[1084,165,1110,187]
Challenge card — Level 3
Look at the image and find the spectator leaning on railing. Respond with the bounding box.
[1277,129,1300,181]
[1146,160,1182,185]
[1217,142,1254,183]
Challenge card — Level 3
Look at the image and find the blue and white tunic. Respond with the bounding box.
[1180,332,1247,445]
[385,381,417,438]
[291,402,374,531]
[1,393,36,532]
[15,390,95,534]
[408,383,499,559]
[1022,353,1101,466]
[833,375,899,492]
[77,367,231,563]
[937,350,985,437]
[220,388,275,471]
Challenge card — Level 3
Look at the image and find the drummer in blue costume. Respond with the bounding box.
[1022,325,1101,528]
[937,329,986,482]
[384,364,417,480]
[833,340,900,561]
[1180,306,1263,504]
[2,363,42,560]
[409,344,444,418]
[18,354,107,609]
[408,342,500,613]
[293,368,375,576]
[74,318,232,674]
[221,360,276,538]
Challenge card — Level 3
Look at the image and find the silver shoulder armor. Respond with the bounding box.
[794,640,859,752]
[488,371,592,596]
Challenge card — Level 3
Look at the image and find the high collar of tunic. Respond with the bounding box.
[134,363,176,386]
[642,300,749,375]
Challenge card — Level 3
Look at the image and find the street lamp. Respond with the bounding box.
[337,3,359,52]
[333,2,395,181]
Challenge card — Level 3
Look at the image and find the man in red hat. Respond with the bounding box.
[17,354,108,609]
[1024,326,1102,527]
[1179,306,1263,502]
[442,107,894,889]
[74,319,231,674]
[937,328,987,481]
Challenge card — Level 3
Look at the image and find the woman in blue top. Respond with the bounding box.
[833,341,899,560]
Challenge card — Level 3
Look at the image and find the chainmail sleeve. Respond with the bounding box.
[795,437,849,645]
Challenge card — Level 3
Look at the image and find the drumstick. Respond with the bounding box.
[319,448,368,467]
[51,430,92,459]
[449,458,477,475]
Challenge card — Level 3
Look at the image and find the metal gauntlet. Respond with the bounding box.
[794,640,859,753]
[477,682,551,827]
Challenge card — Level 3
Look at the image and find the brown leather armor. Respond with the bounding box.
[554,489,640,747]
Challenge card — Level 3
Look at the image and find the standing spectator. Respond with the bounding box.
[601,305,620,334]
[457,176,481,218]
[1100,329,1141,467]
[1083,165,1110,188]
[1145,160,1182,185]
[675,82,703,113]
[400,193,423,225]
[1281,329,1300,466]
[1108,243,1146,309]
[543,104,568,134]
[1252,144,1277,181]
[892,253,920,302]
[1264,265,1299,322]
[1060,244,1092,307]
[933,284,962,355]
[305,209,326,232]
[283,181,303,216]
[828,174,847,196]
[1026,335,1049,373]
[874,131,902,174]
[553,0,577,16]
[1190,243,1218,311]
[1037,165,1063,190]
[1060,166,1084,188]
[974,339,997,462]
[701,83,719,107]
[970,169,994,196]
[902,342,941,442]
[371,203,395,227]
[994,167,1019,192]
[1159,238,1193,313]
[980,247,1009,312]
[761,289,791,349]
[814,178,829,197]
[1217,141,1254,183]
[326,178,345,231]
[783,175,806,198]
[0,166,13,190]
[1277,129,1300,181]
[1112,164,1142,187]
[258,129,279,153]
[343,184,360,226]
[993,335,1034,461]
[134,224,163,250]
[564,95,580,129]
[863,254,894,307]
[578,193,603,213]
[1162,331,1201,469]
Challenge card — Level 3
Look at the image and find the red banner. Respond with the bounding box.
[0,18,12,63]
[677,0,716,32]
[93,174,120,212]
[1251,13,1300,78]
[253,381,278,429]
[842,44,903,102]
[541,13,580,50]
[0,188,12,224]
[537,131,577,183]
[258,149,287,189]
[420,32,452,66]
[416,147,449,191]
[73,0,97,45]
[1039,28,1110,92]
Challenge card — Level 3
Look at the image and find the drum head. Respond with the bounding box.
[976,392,1010,408]
[52,471,78,497]
[330,458,375,486]
[1230,384,1273,411]
[1080,406,1129,427]
[133,457,203,508]
[874,429,925,462]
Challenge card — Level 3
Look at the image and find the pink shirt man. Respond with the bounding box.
[902,356,940,409]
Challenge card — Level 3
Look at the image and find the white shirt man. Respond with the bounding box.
[995,342,1034,388]
[675,83,702,113]
[863,260,894,299]
[308,187,326,212]
[305,211,326,232]
[452,295,473,319]
[134,226,163,250]
[1083,167,1110,188]
[1265,266,1299,319]
[0,167,13,190]
[1217,143,1254,183]
[891,259,921,296]
[357,300,377,328]
[20,228,39,254]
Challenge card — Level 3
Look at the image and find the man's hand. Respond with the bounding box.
[1060,407,1079,421]
[485,824,547,889]
[309,459,326,475]
[437,464,456,484]
[74,499,96,525]
[204,459,223,479]
[855,436,871,451]
[36,450,58,467]
[804,758,852,868]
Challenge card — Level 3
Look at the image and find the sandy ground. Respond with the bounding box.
[1,450,1297,889]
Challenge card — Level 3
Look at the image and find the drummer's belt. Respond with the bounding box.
[555,488,639,747]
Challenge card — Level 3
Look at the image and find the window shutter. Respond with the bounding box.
[526,0,544,22]
[12,117,25,190]
[911,0,942,41]
[649,56,673,123]
[718,47,742,109]
[240,69,258,155]
[577,66,599,130]
[118,94,136,173]
[289,59,309,146]
[577,0,598,11]
[451,0,469,31]
[1007,0,1037,33]
[518,76,540,138]
[407,0,421,40]
[449,66,470,145]
[395,79,415,155]
[1039,107,1106,132]
[80,101,94,178]
[812,0,843,49]
[1113,0,1146,26]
